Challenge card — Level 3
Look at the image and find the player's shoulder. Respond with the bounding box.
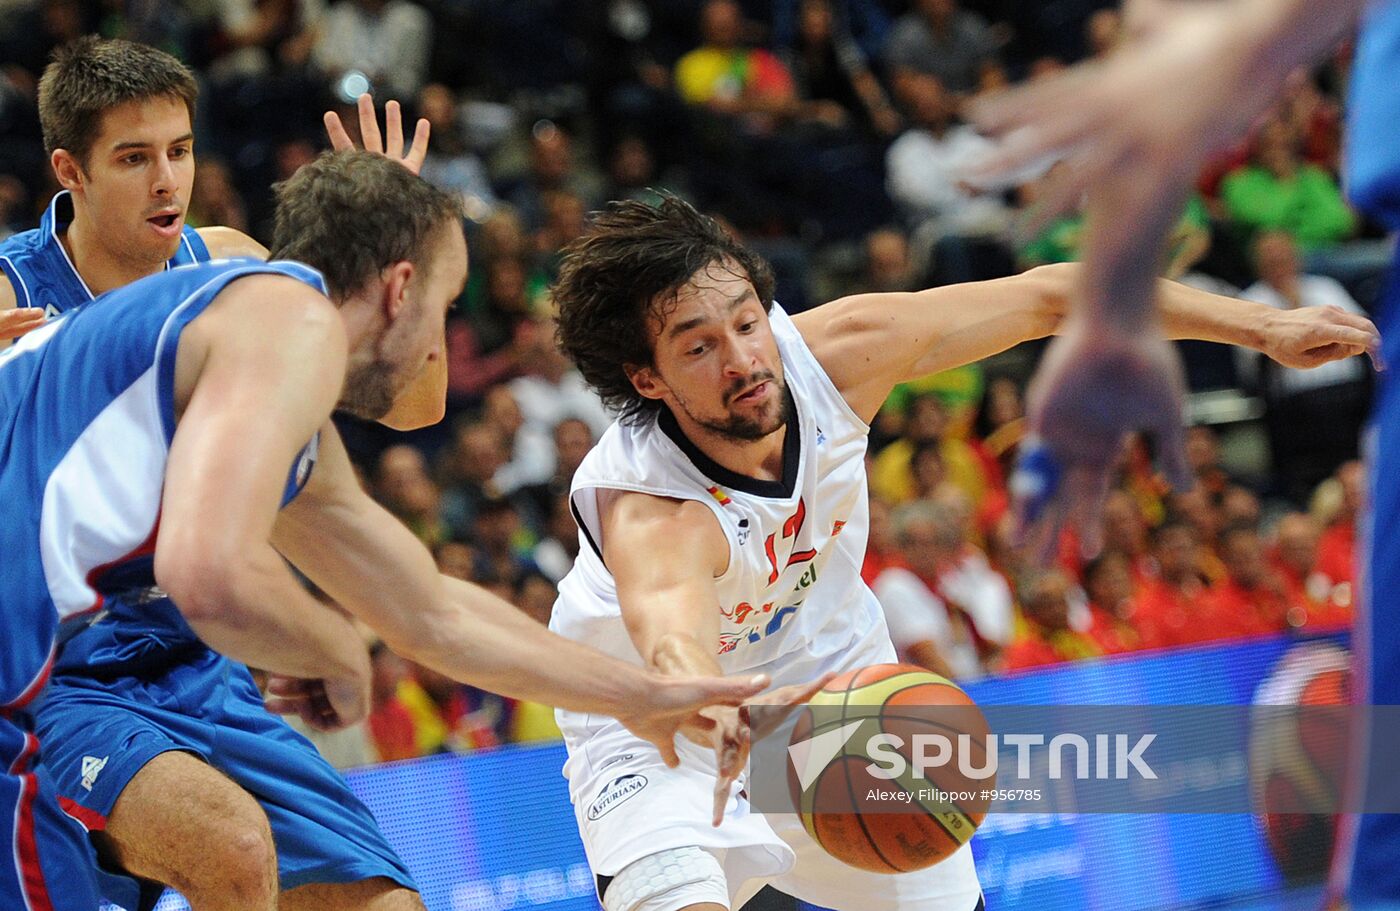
[195,226,270,261]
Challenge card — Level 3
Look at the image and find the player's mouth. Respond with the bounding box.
[146,209,183,238]
[732,381,770,405]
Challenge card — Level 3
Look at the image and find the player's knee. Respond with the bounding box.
[601,846,729,911]
[199,817,277,904]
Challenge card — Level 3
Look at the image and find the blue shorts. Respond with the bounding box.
[31,648,415,911]
[0,713,101,911]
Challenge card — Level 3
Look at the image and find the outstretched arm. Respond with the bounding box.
[270,426,770,765]
[794,263,1378,422]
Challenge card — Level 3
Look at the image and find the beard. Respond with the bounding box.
[338,357,398,421]
[681,373,793,442]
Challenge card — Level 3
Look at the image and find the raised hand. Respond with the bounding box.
[324,93,430,176]
[1,307,45,342]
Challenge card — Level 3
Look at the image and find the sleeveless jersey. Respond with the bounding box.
[0,259,325,704]
[551,305,887,741]
[0,190,210,320]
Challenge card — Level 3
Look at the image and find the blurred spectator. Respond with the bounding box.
[1205,525,1296,637]
[1080,552,1144,655]
[1315,460,1361,589]
[601,134,676,206]
[502,120,601,234]
[187,156,249,233]
[374,444,447,546]
[871,393,987,506]
[482,385,555,495]
[873,511,982,680]
[416,82,497,220]
[885,74,1014,283]
[1271,511,1353,631]
[507,315,611,437]
[858,226,918,294]
[311,0,432,98]
[535,189,589,275]
[1101,491,1154,586]
[777,0,900,138]
[1169,487,1229,584]
[531,491,582,584]
[903,499,1012,657]
[674,0,797,131]
[861,495,903,584]
[1220,116,1355,252]
[367,640,419,762]
[1135,520,1220,649]
[1186,425,1236,501]
[1237,231,1371,502]
[882,0,999,96]
[471,497,538,588]
[446,255,541,402]
[433,540,477,582]
[520,417,596,531]
[508,571,565,741]
[199,0,319,82]
[0,0,95,98]
[1002,570,1100,671]
[1221,484,1263,530]
[438,420,509,539]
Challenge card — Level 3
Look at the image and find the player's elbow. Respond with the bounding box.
[154,541,259,629]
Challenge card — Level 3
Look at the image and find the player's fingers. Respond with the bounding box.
[357,93,383,153]
[1065,466,1114,559]
[265,676,314,696]
[385,99,404,159]
[323,110,353,151]
[405,118,431,175]
[261,694,310,716]
[1153,415,1194,492]
[968,65,1101,138]
[712,777,731,827]
[0,308,45,341]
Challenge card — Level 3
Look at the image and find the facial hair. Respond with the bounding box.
[339,357,397,421]
[682,373,793,442]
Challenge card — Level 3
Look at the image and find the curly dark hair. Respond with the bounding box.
[553,195,775,425]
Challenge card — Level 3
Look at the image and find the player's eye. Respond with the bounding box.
[123,154,145,165]
[739,321,756,333]
[170,147,190,159]
[687,343,707,357]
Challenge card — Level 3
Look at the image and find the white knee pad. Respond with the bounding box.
[602,845,731,911]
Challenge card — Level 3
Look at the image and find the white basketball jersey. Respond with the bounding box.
[551,304,889,735]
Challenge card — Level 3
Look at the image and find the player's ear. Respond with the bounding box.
[51,149,84,191]
[382,260,415,321]
[626,363,668,401]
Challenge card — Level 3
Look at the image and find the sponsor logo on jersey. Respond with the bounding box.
[80,755,108,792]
[587,774,648,820]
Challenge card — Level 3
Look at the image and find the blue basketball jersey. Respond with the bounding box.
[0,259,326,707]
[0,191,210,320]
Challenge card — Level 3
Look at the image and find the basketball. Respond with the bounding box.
[787,663,992,874]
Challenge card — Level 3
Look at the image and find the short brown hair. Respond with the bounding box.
[552,195,775,424]
[38,36,198,165]
[269,150,463,299]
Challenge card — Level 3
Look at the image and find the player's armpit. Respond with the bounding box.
[197,226,270,261]
[377,342,447,430]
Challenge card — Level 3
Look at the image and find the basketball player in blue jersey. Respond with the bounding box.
[0,150,777,911]
[972,0,1397,905]
[0,38,261,332]
[0,35,465,911]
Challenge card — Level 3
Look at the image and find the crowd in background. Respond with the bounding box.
[0,0,1381,766]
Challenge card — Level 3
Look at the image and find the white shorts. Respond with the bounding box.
[564,632,983,911]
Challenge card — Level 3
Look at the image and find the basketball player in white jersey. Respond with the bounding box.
[547,195,1382,911]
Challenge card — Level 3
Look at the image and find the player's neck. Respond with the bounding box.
[62,216,161,296]
[668,409,790,484]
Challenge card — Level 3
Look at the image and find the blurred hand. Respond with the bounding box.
[324,93,431,176]
[1011,322,1192,561]
[264,674,370,732]
[968,1,1285,235]
[1260,304,1383,370]
[1,307,44,342]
